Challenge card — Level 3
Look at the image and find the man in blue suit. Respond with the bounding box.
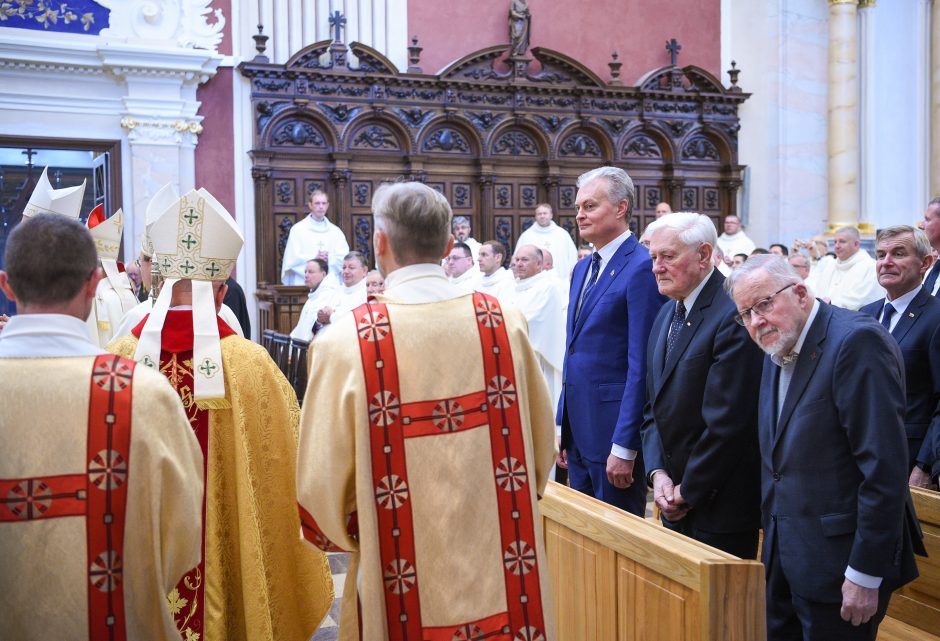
[641,213,763,558]
[727,255,923,641]
[556,166,666,516]
[860,225,940,486]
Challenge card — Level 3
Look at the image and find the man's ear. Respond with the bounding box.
[215,282,229,309]
[0,271,16,302]
[442,235,455,260]
[374,228,389,259]
[84,267,104,299]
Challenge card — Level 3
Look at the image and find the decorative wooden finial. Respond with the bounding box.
[407,36,423,73]
[608,51,623,86]
[727,60,741,92]
[252,23,269,62]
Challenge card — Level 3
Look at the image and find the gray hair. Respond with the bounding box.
[343,250,369,269]
[928,196,940,209]
[834,225,860,240]
[372,181,452,264]
[876,225,933,259]
[576,166,635,215]
[643,212,718,249]
[452,215,471,229]
[724,254,802,300]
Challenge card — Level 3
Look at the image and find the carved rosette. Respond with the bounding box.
[350,124,400,151]
[622,135,662,159]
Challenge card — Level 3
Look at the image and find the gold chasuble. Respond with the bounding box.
[110,311,333,641]
[298,293,557,641]
[0,354,202,640]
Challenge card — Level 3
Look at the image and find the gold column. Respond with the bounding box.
[827,0,860,232]
[932,0,940,198]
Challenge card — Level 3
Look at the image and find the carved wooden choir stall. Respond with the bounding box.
[239,10,748,335]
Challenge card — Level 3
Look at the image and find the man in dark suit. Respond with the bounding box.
[860,225,940,486]
[921,196,940,295]
[726,254,923,641]
[556,166,666,516]
[641,213,763,558]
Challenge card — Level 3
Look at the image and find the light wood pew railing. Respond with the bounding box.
[879,487,940,641]
[540,481,766,641]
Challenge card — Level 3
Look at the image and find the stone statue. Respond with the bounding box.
[509,0,531,58]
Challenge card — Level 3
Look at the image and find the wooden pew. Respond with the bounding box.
[540,481,766,641]
[878,487,940,641]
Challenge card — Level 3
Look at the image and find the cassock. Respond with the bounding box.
[112,299,244,341]
[296,263,557,641]
[716,230,756,257]
[448,268,481,295]
[291,283,341,341]
[513,271,567,410]
[109,311,333,641]
[328,279,367,323]
[516,221,579,281]
[86,267,139,347]
[0,313,203,641]
[281,215,349,286]
[475,266,515,303]
[810,249,884,310]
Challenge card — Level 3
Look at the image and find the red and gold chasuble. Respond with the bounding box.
[132,311,236,639]
[0,355,136,640]
[300,293,548,641]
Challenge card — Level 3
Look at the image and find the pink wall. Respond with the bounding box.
[195,1,234,217]
[407,0,721,85]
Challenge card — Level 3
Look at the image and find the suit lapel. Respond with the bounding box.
[572,235,637,339]
[891,287,930,344]
[773,305,830,451]
[657,271,721,391]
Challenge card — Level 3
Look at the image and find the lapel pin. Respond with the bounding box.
[610,269,615,276]
[908,312,915,318]
[810,352,817,360]
[686,321,691,327]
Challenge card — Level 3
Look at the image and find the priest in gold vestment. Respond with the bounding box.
[0,213,203,640]
[109,188,332,641]
[297,181,557,641]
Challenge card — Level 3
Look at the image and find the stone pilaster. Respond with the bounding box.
[932,0,940,198]
[827,0,860,232]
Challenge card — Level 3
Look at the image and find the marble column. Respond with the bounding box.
[932,0,940,198]
[857,0,876,235]
[827,0,860,232]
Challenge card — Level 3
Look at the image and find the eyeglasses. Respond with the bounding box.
[733,283,795,326]
[446,255,471,262]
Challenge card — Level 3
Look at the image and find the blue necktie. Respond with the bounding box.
[925,262,940,296]
[576,253,602,321]
[881,301,895,331]
[666,300,687,357]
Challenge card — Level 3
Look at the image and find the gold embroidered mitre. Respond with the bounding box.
[22,166,86,219]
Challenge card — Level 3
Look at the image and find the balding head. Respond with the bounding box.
[512,244,543,280]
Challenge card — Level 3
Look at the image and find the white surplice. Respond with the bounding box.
[281,215,350,286]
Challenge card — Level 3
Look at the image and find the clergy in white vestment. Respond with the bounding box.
[85,206,141,346]
[713,246,732,276]
[475,239,515,302]
[452,214,481,261]
[281,190,350,286]
[296,181,556,641]
[0,212,203,641]
[716,214,756,260]
[511,244,567,411]
[365,269,385,296]
[515,203,579,280]
[290,258,340,341]
[810,226,884,310]
[446,241,481,293]
[318,250,368,327]
[537,248,571,312]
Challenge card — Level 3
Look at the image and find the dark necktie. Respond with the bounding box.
[666,300,687,357]
[925,261,940,296]
[881,301,895,331]
[576,252,602,320]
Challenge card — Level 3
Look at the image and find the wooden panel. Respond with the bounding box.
[619,557,697,641]
[545,520,617,641]
[885,488,940,636]
[540,482,766,641]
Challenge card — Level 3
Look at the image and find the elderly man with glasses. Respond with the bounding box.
[725,254,924,641]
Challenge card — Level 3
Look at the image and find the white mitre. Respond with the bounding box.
[142,182,179,258]
[134,188,244,407]
[22,166,86,219]
[86,205,127,285]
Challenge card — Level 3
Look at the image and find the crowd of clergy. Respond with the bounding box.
[0,161,938,641]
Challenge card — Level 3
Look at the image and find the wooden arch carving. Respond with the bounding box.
[240,36,749,287]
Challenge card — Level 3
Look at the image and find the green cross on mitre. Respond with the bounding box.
[161,257,172,272]
[179,259,196,274]
[180,233,197,250]
[182,207,200,225]
[206,262,220,277]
